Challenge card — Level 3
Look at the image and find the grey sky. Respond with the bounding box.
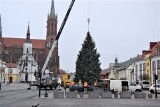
[0,0,160,72]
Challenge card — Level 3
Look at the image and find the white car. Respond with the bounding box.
[149,84,160,93]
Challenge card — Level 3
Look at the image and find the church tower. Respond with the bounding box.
[46,0,57,42]
[19,24,37,82]
[46,0,59,77]
[23,24,32,55]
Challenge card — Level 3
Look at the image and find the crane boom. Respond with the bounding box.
[41,0,75,76]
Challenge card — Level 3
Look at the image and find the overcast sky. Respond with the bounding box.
[0,0,160,73]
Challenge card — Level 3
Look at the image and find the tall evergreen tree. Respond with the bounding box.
[74,31,101,85]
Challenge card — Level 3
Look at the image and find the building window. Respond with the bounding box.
[152,61,156,70]
[140,64,142,71]
[156,48,160,54]
[143,63,145,71]
[135,65,138,80]
[157,60,160,69]
[27,48,28,53]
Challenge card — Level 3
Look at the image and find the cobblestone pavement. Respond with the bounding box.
[8,98,160,107]
[1,83,160,107]
[0,83,30,92]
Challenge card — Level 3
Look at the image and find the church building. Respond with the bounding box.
[0,0,59,82]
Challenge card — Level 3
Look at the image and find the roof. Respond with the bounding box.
[151,42,160,57]
[4,63,18,68]
[59,69,66,74]
[101,68,110,75]
[116,56,140,71]
[1,37,46,49]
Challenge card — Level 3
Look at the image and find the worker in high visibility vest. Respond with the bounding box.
[84,81,88,93]
[94,81,97,87]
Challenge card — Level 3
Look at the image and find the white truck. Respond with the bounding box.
[109,80,142,93]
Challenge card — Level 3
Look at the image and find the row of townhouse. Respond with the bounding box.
[135,42,160,85]
[100,41,160,88]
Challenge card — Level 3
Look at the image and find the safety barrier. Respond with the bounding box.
[54,91,64,98]
[88,92,100,98]
[120,91,132,98]
[53,91,152,99]
[101,91,112,98]
[66,92,77,98]
[134,92,146,98]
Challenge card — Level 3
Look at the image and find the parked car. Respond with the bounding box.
[149,84,160,94]
[69,83,94,92]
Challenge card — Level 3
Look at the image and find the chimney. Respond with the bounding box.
[150,42,157,50]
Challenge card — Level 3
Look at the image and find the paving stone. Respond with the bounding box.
[120,91,131,98]
[101,92,113,98]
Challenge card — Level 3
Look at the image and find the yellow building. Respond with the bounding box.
[144,54,151,84]
[4,63,19,83]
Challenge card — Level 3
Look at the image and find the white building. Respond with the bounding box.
[134,57,145,84]
[109,56,140,81]
[18,25,37,83]
[151,54,160,84]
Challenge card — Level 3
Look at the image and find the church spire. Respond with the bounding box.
[0,15,2,38]
[50,0,55,17]
[26,23,30,40]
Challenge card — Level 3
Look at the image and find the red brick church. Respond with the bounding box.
[0,0,59,77]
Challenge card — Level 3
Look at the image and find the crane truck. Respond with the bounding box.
[32,0,75,90]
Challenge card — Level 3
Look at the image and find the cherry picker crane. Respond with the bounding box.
[38,0,75,97]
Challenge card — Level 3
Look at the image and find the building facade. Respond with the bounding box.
[18,25,37,82]
[0,0,59,82]
[134,42,160,87]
